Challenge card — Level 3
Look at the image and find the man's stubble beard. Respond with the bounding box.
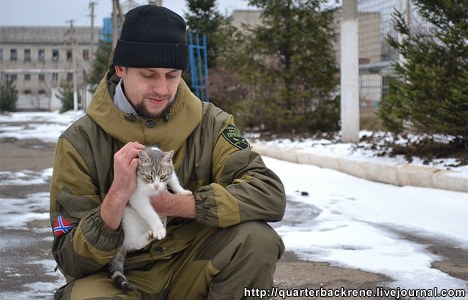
[133,101,170,120]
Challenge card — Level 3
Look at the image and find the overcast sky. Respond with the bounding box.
[0,0,254,27]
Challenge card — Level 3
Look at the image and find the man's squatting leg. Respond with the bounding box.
[54,221,284,300]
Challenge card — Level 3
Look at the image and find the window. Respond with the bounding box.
[67,72,73,80]
[52,49,59,61]
[38,89,46,95]
[11,49,17,61]
[38,49,45,61]
[83,49,89,60]
[24,49,31,61]
[67,49,72,61]
[0,49,3,60]
[38,74,45,81]
[25,74,31,80]
[52,72,58,81]
[24,89,31,94]
[11,74,17,80]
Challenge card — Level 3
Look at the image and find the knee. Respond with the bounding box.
[236,221,285,262]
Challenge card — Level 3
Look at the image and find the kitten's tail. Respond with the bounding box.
[109,247,137,292]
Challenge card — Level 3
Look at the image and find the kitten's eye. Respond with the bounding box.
[160,175,167,180]
[145,175,153,180]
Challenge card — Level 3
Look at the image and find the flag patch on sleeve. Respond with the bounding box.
[53,215,77,236]
[221,124,250,150]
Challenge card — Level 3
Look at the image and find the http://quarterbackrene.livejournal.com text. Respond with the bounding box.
[244,286,467,299]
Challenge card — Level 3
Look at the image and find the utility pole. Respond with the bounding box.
[340,0,359,143]
[85,1,97,110]
[89,1,96,65]
[67,19,79,111]
[117,0,124,24]
[112,0,124,49]
[112,0,118,49]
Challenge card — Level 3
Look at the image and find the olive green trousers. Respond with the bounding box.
[54,221,284,300]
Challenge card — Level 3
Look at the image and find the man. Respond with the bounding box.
[50,5,285,299]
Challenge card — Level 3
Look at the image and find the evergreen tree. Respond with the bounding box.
[379,0,468,144]
[185,0,227,67]
[207,21,248,112]
[0,75,18,112]
[87,39,113,93]
[224,0,339,132]
[56,80,80,112]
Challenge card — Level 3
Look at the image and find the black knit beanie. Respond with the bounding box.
[113,5,189,70]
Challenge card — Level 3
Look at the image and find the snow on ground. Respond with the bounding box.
[266,157,468,296]
[1,111,467,299]
[0,192,50,228]
[0,110,84,143]
[0,168,53,186]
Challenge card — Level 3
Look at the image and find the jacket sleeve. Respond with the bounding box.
[194,121,286,228]
[50,137,124,279]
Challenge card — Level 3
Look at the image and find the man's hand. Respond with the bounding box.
[101,142,145,231]
[151,188,196,219]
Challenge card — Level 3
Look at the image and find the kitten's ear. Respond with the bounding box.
[138,150,151,164]
[163,150,174,163]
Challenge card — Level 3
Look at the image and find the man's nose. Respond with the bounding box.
[152,77,168,95]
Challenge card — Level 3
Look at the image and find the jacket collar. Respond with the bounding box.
[113,79,138,116]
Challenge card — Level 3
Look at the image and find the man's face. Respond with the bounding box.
[115,66,182,119]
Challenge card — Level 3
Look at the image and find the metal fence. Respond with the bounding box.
[356,0,431,112]
[357,0,399,111]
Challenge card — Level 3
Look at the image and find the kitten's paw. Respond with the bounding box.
[152,227,166,240]
[177,189,193,196]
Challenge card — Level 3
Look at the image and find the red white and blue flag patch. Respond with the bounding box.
[53,215,77,236]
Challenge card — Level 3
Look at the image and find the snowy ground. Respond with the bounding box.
[0,111,467,299]
[266,157,468,297]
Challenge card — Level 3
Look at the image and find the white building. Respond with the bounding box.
[0,26,101,111]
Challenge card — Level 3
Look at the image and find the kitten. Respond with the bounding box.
[109,146,192,292]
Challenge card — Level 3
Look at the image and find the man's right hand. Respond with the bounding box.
[100,142,145,231]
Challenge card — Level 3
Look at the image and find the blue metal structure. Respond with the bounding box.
[188,32,210,102]
[100,18,113,42]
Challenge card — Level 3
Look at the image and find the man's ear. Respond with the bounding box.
[115,65,126,78]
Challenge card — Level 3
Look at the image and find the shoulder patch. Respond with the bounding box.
[221,124,250,150]
[53,215,77,236]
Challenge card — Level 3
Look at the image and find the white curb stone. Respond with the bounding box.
[252,143,468,193]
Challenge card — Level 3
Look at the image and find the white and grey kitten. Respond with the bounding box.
[109,146,192,292]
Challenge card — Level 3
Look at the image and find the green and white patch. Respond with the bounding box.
[221,124,249,150]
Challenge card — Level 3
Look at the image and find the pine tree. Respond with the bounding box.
[379,0,468,144]
[0,75,18,112]
[87,39,113,93]
[185,0,227,67]
[56,80,80,112]
[224,0,339,132]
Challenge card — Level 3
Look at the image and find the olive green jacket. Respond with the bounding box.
[49,67,286,281]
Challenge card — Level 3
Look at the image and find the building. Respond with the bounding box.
[0,26,101,111]
[0,1,144,112]
[229,10,264,32]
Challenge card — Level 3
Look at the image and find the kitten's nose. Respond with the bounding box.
[154,184,160,190]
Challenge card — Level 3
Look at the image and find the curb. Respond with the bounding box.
[251,143,468,194]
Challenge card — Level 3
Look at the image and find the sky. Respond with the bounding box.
[1,111,468,299]
[0,0,254,27]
